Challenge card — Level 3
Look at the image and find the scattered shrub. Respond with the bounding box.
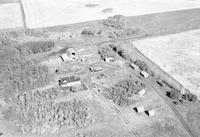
[81,28,103,36]
[166,90,181,100]
[98,47,115,60]
[182,93,197,102]
[81,28,96,36]
[153,121,178,137]
[134,59,149,71]
[25,29,48,37]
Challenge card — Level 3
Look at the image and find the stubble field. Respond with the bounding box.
[134,29,200,98]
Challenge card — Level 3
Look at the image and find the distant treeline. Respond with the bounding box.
[17,41,55,56]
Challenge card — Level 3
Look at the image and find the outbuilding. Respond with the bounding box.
[89,66,102,72]
[137,89,147,97]
[105,57,114,62]
[134,106,145,113]
[60,53,69,61]
[130,63,139,70]
[59,76,81,88]
[140,71,149,78]
[68,48,76,55]
[146,109,155,117]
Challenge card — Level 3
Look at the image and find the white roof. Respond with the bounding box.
[141,71,149,77]
[136,106,144,113]
[130,63,139,69]
[61,53,69,60]
[147,109,155,116]
[68,48,75,53]
[138,89,146,97]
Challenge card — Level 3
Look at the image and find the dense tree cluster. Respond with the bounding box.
[109,43,133,61]
[2,98,90,134]
[0,46,51,103]
[102,15,138,38]
[166,89,197,103]
[134,59,155,76]
[103,15,127,29]
[134,59,149,71]
[98,47,115,60]
[81,28,102,36]
[163,80,197,103]
[103,79,146,106]
[17,41,55,56]
[108,28,139,38]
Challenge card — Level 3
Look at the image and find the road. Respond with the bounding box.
[19,0,27,29]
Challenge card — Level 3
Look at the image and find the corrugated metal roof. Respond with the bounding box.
[59,76,81,84]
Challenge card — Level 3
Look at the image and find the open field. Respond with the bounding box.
[0,0,18,4]
[133,29,200,98]
[0,3,23,29]
[22,0,200,28]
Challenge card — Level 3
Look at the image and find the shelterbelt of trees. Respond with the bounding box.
[0,41,53,103]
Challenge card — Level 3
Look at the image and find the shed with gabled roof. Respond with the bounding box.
[59,76,81,87]
[134,106,144,113]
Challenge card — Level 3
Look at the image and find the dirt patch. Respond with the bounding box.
[102,8,113,13]
[152,118,187,137]
[85,4,99,8]
[187,111,200,137]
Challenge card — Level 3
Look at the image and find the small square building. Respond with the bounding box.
[105,57,114,62]
[137,89,147,97]
[134,106,145,113]
[130,63,139,70]
[146,109,155,117]
[140,71,149,78]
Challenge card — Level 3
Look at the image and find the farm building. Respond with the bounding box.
[68,48,76,56]
[134,106,145,113]
[130,63,139,70]
[146,109,155,117]
[89,66,102,72]
[105,57,114,62]
[59,76,82,88]
[60,48,78,61]
[137,89,147,97]
[140,71,149,78]
[60,53,69,61]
